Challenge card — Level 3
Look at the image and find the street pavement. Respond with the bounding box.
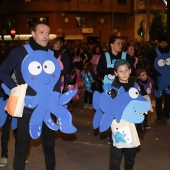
[1,90,170,170]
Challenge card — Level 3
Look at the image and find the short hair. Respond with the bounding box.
[114,59,130,71]
[32,21,49,32]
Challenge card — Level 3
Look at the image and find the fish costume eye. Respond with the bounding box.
[43,60,55,74]
[158,59,165,67]
[28,61,42,75]
[129,88,139,99]
[165,58,170,65]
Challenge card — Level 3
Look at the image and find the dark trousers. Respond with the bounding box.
[155,91,170,120]
[84,90,93,104]
[1,115,16,158]
[109,145,136,170]
[13,112,56,170]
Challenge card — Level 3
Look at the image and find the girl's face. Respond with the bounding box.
[95,47,101,54]
[53,41,61,50]
[127,46,134,56]
[114,64,131,83]
[111,38,122,55]
[138,71,148,81]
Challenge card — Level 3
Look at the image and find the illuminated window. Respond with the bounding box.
[76,17,86,27]
[27,17,49,27]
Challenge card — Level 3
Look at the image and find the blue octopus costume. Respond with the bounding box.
[0,37,78,170]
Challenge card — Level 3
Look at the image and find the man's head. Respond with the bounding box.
[31,21,50,47]
[114,59,131,83]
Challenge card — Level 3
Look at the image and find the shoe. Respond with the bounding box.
[88,104,94,109]
[0,157,7,167]
[145,124,151,129]
[162,117,169,125]
[83,103,89,109]
[153,119,163,127]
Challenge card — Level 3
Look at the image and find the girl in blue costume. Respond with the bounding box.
[81,62,98,109]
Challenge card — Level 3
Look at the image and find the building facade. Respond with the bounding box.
[0,0,167,43]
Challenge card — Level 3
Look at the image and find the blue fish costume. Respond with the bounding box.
[93,83,151,132]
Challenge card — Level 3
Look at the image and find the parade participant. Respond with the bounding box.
[152,34,170,126]
[136,68,154,129]
[93,59,150,170]
[97,35,135,94]
[50,37,71,92]
[125,43,139,74]
[90,45,103,74]
[108,59,140,170]
[81,62,98,109]
[0,21,59,170]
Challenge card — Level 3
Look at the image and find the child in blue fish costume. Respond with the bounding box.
[93,59,151,170]
[81,62,98,109]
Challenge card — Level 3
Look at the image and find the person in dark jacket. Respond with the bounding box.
[50,37,71,91]
[97,35,135,94]
[152,34,170,126]
[0,21,59,170]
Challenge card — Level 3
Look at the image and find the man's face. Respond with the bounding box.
[159,41,168,48]
[31,24,50,47]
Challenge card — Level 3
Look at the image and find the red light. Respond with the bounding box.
[10,29,16,36]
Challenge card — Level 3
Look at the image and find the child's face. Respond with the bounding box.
[138,71,148,81]
[114,64,131,83]
[127,46,134,56]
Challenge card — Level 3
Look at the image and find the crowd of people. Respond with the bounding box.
[0,21,169,170]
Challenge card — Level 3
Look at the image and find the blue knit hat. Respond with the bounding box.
[114,59,130,71]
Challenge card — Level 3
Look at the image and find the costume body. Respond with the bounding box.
[153,47,170,122]
[0,37,60,170]
[81,69,97,106]
[97,50,134,93]
[108,77,140,170]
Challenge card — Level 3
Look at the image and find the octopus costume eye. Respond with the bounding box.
[28,61,42,75]
[158,59,165,67]
[43,60,55,74]
[165,58,170,65]
[129,88,139,99]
